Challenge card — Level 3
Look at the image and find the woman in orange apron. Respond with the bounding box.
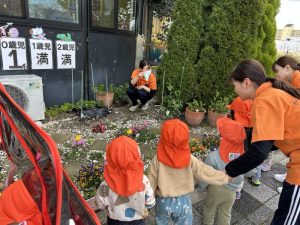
[225,59,300,225]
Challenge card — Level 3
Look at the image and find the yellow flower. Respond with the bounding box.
[127,129,133,135]
[75,134,82,142]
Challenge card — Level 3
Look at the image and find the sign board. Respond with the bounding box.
[30,39,53,69]
[0,37,27,70]
[56,40,76,69]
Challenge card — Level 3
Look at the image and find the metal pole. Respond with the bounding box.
[71,68,74,104]
[106,74,109,109]
[81,70,84,118]
[91,63,95,100]
[161,70,165,107]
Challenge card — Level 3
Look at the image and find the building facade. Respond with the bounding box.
[276,24,300,40]
[0,0,154,107]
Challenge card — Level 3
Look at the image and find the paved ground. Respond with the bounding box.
[97,151,287,225]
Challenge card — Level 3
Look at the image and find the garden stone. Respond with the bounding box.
[64,160,83,177]
[91,139,108,150]
[51,133,70,144]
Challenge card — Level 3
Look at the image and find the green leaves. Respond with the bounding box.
[158,0,279,109]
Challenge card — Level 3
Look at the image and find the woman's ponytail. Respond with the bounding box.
[266,78,300,99]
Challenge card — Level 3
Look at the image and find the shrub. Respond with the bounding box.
[157,0,202,103]
[187,99,206,112]
[113,83,130,105]
[208,92,231,114]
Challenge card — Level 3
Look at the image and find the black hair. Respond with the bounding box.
[272,55,300,72]
[139,59,150,70]
[229,59,266,86]
[229,59,300,99]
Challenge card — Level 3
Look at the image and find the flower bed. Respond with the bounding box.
[190,134,220,160]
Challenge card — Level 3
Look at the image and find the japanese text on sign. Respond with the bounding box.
[56,40,76,69]
[30,39,53,69]
[0,37,27,70]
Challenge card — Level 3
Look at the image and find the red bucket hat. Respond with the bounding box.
[217,117,246,163]
[157,119,191,168]
[104,136,144,197]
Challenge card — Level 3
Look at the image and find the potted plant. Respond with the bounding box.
[92,84,114,108]
[207,92,229,127]
[185,99,206,126]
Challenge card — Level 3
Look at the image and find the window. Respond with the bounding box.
[28,0,79,24]
[118,0,136,31]
[91,0,115,29]
[0,0,25,17]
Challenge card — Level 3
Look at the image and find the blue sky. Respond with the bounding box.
[276,0,300,28]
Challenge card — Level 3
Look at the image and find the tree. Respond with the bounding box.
[256,0,280,75]
[196,0,265,106]
[157,0,202,103]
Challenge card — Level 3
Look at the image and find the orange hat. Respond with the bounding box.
[227,97,252,127]
[0,180,43,225]
[217,117,246,163]
[157,119,191,168]
[104,136,144,197]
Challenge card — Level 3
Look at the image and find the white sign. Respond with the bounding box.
[30,39,53,69]
[0,37,27,70]
[56,40,76,69]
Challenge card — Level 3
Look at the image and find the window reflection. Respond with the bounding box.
[29,0,79,24]
[118,0,136,31]
[91,0,115,28]
[0,0,25,17]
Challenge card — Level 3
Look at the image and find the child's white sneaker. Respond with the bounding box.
[274,173,286,183]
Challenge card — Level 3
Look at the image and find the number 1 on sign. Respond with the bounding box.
[8,49,24,69]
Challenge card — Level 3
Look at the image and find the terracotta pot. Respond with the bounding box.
[184,107,205,127]
[96,92,114,108]
[207,111,227,127]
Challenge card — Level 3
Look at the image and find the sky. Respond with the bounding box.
[276,0,300,29]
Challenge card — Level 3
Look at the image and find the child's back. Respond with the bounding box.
[228,96,262,186]
[88,136,155,225]
[200,117,246,225]
[93,174,155,222]
[202,150,244,192]
[148,119,229,225]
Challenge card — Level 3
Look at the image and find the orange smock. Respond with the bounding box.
[131,69,157,90]
[291,70,300,88]
[251,82,300,185]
